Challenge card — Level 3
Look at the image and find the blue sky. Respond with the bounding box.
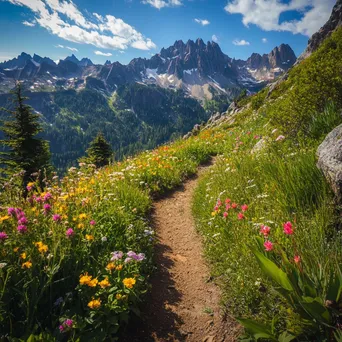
[0,0,336,65]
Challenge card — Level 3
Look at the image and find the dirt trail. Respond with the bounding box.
[123,165,240,342]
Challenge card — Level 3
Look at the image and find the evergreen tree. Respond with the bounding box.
[81,132,113,168]
[0,82,51,188]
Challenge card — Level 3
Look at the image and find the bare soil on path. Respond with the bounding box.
[123,164,240,342]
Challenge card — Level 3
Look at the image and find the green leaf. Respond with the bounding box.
[237,318,276,341]
[252,249,294,292]
[278,331,296,342]
[300,297,331,324]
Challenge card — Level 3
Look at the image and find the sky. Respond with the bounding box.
[0,0,336,65]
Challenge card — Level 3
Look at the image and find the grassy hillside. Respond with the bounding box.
[0,27,341,341]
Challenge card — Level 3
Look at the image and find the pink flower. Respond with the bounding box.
[283,221,294,235]
[43,192,52,202]
[254,135,260,139]
[226,204,231,210]
[260,225,271,237]
[43,204,51,213]
[26,185,33,192]
[17,225,27,234]
[264,240,273,251]
[59,325,65,333]
[52,214,61,222]
[294,255,301,264]
[241,204,248,212]
[225,198,231,204]
[34,196,42,203]
[275,135,285,142]
[217,200,222,207]
[90,220,96,226]
[18,216,28,225]
[237,212,245,220]
[7,207,16,216]
[0,232,8,241]
[214,205,219,211]
[64,319,73,328]
[232,203,238,209]
[66,228,74,238]
[223,212,228,218]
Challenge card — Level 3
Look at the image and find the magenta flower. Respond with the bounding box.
[237,212,245,220]
[18,216,28,225]
[52,214,61,222]
[241,204,248,212]
[264,240,273,251]
[260,225,271,237]
[66,228,74,238]
[43,204,51,213]
[64,319,73,328]
[90,220,96,226]
[7,207,16,216]
[26,185,33,192]
[43,192,52,202]
[0,232,8,241]
[34,196,42,203]
[283,221,294,235]
[17,225,27,234]
[59,325,65,333]
[223,211,228,218]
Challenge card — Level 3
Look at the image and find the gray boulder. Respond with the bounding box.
[317,123,342,201]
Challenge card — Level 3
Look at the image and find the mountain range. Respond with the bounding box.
[0,40,296,100]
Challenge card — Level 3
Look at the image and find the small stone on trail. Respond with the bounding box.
[203,335,215,342]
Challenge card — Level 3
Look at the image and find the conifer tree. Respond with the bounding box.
[0,82,51,187]
[81,132,113,168]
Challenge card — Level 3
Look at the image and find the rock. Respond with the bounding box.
[202,335,215,342]
[251,138,267,154]
[317,123,342,201]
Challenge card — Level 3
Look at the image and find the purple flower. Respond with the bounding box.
[43,192,52,202]
[90,220,96,226]
[17,225,27,234]
[111,251,123,261]
[135,253,145,261]
[52,214,61,222]
[127,251,145,261]
[7,207,15,216]
[35,196,42,203]
[66,228,74,238]
[124,257,133,264]
[0,232,8,241]
[18,217,28,225]
[43,204,51,213]
[59,325,65,333]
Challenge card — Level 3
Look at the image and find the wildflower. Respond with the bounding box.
[77,223,84,229]
[225,198,231,204]
[264,240,273,251]
[294,255,301,264]
[275,135,285,142]
[7,207,16,216]
[90,220,96,226]
[22,261,32,269]
[0,215,10,222]
[35,241,48,253]
[260,225,271,237]
[59,325,65,333]
[241,204,248,212]
[13,247,19,252]
[52,214,61,222]
[111,251,124,261]
[99,277,111,288]
[59,319,73,333]
[79,272,92,285]
[88,298,101,309]
[223,212,228,218]
[237,212,245,220]
[231,203,238,209]
[20,252,26,260]
[0,262,7,269]
[79,213,87,220]
[124,257,133,263]
[18,216,28,225]
[85,234,94,241]
[0,232,8,241]
[64,319,73,328]
[123,277,136,289]
[106,263,116,271]
[66,228,74,238]
[101,236,107,242]
[87,278,98,287]
[283,221,294,235]
[116,264,123,271]
[43,192,52,202]
[116,294,122,300]
[43,204,51,213]
[17,225,27,234]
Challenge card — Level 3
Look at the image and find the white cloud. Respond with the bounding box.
[225,0,335,37]
[142,0,182,9]
[94,50,112,56]
[194,18,210,26]
[22,20,36,26]
[233,39,250,46]
[262,37,267,43]
[55,44,78,52]
[212,34,219,43]
[6,0,156,51]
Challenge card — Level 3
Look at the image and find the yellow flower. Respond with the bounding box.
[0,215,10,222]
[22,261,32,269]
[87,278,98,287]
[79,272,93,286]
[106,263,116,271]
[87,298,101,309]
[20,252,26,260]
[13,247,19,253]
[79,213,87,220]
[27,182,35,187]
[78,223,84,229]
[116,294,122,300]
[85,234,94,241]
[99,277,111,289]
[35,241,48,253]
[31,207,37,212]
[123,278,136,289]
[116,265,123,271]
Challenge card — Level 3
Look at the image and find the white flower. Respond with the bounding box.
[101,236,107,242]
[275,135,285,141]
[0,262,7,269]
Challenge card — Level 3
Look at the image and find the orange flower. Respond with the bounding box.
[22,261,32,269]
[106,263,116,271]
[20,252,26,260]
[85,234,94,241]
[123,278,136,289]
[79,272,92,285]
[99,277,111,288]
[87,298,101,309]
[116,264,123,271]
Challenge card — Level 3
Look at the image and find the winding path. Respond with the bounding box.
[123,165,240,341]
